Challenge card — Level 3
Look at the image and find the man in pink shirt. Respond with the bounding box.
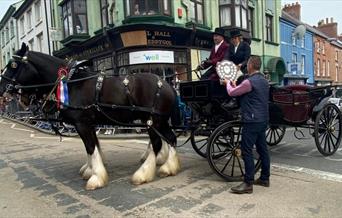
[224,56,270,194]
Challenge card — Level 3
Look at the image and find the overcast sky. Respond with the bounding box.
[1,0,341,34]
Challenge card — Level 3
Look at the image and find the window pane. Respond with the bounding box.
[219,0,231,4]
[241,0,247,7]
[241,8,247,28]
[235,6,240,27]
[220,7,231,26]
[75,14,87,33]
[197,4,203,24]
[163,0,170,15]
[189,1,195,21]
[126,0,131,15]
[74,0,86,13]
[147,0,158,15]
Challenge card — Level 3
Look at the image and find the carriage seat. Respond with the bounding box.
[271,84,316,123]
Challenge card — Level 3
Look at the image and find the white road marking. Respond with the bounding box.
[126,139,149,145]
[272,163,342,183]
[10,123,34,133]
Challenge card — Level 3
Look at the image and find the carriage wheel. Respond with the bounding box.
[314,103,342,156]
[207,121,261,181]
[266,125,286,146]
[190,125,211,158]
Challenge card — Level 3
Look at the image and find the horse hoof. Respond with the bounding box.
[158,147,181,177]
[132,150,156,185]
[85,175,108,190]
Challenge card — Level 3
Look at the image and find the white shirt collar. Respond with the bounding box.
[215,40,224,53]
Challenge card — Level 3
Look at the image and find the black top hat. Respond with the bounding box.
[230,30,242,38]
[213,28,226,37]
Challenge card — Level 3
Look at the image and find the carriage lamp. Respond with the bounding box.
[147,120,153,126]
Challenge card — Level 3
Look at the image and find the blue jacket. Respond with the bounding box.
[240,73,269,123]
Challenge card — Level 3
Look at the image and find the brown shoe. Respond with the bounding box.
[231,182,253,194]
[254,178,270,187]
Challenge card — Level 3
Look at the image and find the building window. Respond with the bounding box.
[317,59,320,76]
[322,42,325,54]
[336,65,339,82]
[327,60,330,77]
[35,0,42,22]
[5,26,9,42]
[27,9,32,30]
[100,0,109,28]
[301,55,305,75]
[316,41,320,53]
[301,37,305,48]
[322,60,326,76]
[265,14,273,42]
[125,0,171,17]
[189,0,204,25]
[29,39,34,51]
[247,6,254,37]
[292,35,296,45]
[1,32,4,46]
[37,33,43,52]
[336,50,338,61]
[219,0,248,29]
[19,17,25,36]
[292,53,297,63]
[10,21,14,38]
[61,0,88,37]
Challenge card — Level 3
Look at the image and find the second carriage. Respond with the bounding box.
[178,77,342,181]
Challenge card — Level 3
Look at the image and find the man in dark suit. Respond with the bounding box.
[198,28,229,80]
[225,30,251,74]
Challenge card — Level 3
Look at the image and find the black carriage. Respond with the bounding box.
[179,79,342,182]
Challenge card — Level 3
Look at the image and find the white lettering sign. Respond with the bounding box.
[129,50,174,65]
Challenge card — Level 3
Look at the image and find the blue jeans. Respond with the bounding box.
[241,121,270,184]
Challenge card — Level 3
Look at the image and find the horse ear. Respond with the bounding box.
[18,43,28,56]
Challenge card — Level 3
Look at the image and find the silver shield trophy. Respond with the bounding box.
[216,60,243,82]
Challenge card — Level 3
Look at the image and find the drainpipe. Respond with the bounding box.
[44,0,51,55]
[261,0,265,75]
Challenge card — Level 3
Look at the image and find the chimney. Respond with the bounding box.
[316,17,338,38]
[282,2,301,20]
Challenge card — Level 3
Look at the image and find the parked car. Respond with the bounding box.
[328,98,342,110]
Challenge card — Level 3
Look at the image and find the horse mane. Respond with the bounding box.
[28,51,65,66]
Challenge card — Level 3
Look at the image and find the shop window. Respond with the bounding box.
[219,0,248,30]
[94,56,114,73]
[125,0,171,17]
[100,0,109,28]
[301,55,305,75]
[61,0,88,37]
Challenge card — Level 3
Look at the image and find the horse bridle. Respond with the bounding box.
[0,55,29,93]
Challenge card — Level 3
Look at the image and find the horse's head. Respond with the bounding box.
[0,43,40,99]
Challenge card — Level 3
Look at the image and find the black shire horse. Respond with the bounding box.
[0,43,180,190]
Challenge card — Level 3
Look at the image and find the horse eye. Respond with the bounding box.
[11,62,17,69]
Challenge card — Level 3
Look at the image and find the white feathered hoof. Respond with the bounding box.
[156,141,169,165]
[132,151,156,185]
[158,147,181,178]
[85,173,108,190]
[140,142,152,163]
[79,163,92,180]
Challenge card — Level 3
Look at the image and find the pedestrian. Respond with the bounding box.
[224,30,251,74]
[223,55,270,194]
[197,27,229,80]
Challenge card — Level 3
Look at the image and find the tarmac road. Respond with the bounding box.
[0,119,342,217]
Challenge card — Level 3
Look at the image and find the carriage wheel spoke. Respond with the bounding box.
[328,133,337,150]
[236,156,244,175]
[231,155,236,177]
[220,154,233,173]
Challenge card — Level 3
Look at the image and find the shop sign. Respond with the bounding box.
[129,50,174,64]
[146,31,173,46]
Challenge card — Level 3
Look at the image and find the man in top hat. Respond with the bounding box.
[225,29,251,74]
[197,27,229,80]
